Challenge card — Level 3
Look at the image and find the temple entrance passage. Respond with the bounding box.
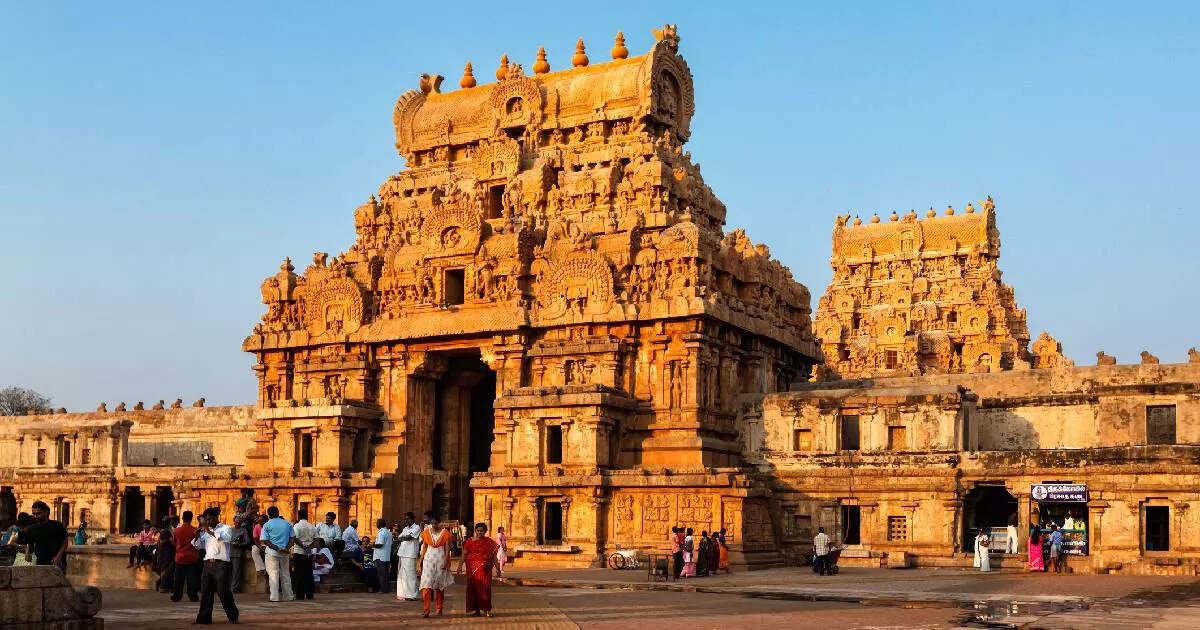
[430,352,496,524]
[964,484,1017,553]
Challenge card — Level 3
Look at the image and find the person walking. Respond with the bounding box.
[813,527,831,576]
[457,522,499,617]
[1006,516,1019,554]
[716,529,730,573]
[494,526,508,578]
[1048,523,1065,573]
[291,509,317,600]
[671,527,684,579]
[192,510,238,625]
[371,518,393,594]
[260,506,296,602]
[681,528,696,577]
[696,531,711,576]
[155,523,176,593]
[417,516,454,617]
[170,511,201,602]
[73,522,88,546]
[396,512,421,601]
[1027,525,1045,572]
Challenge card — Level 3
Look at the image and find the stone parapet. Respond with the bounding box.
[0,566,102,629]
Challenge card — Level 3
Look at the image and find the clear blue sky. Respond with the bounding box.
[2,2,1197,411]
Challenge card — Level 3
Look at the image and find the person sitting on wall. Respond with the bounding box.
[316,512,344,560]
[129,519,157,568]
[312,537,335,584]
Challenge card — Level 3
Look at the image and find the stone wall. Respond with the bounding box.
[0,566,102,629]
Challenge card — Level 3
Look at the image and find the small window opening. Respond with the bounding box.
[1146,506,1170,551]
[840,415,860,451]
[885,350,899,369]
[546,425,563,464]
[793,428,813,451]
[887,426,907,451]
[888,515,907,541]
[301,433,314,468]
[487,185,504,219]
[37,448,47,466]
[445,269,465,306]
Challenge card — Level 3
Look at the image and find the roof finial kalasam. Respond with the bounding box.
[611,31,628,59]
[495,54,509,81]
[533,46,550,74]
[459,62,477,89]
[572,38,589,67]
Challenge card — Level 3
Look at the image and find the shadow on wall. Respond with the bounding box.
[980,411,1041,450]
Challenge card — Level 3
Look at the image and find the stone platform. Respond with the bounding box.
[0,565,103,629]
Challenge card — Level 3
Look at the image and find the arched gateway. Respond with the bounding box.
[197,25,819,568]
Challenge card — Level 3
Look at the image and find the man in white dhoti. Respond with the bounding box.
[395,512,422,601]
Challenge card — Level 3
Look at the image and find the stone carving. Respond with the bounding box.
[171,398,183,409]
[1097,351,1117,365]
[613,493,635,538]
[1032,332,1073,369]
[304,275,364,337]
[114,402,126,412]
[1190,347,1200,363]
[152,400,165,410]
[193,397,205,408]
[1140,350,1160,365]
[642,493,672,536]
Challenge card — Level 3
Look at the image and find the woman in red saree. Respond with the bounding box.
[456,522,499,617]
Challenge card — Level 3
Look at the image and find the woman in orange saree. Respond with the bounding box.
[417,518,454,617]
[457,522,499,617]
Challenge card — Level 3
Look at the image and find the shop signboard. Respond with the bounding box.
[1030,484,1087,502]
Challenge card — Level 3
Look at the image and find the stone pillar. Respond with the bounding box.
[1089,500,1108,564]
[1172,501,1189,553]
[525,497,540,545]
[143,489,156,528]
[1016,492,1031,552]
[560,497,573,545]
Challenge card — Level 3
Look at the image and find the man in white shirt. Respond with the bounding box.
[342,519,360,554]
[292,509,318,600]
[813,527,832,576]
[371,518,393,595]
[192,509,239,624]
[316,512,344,558]
[395,512,421,601]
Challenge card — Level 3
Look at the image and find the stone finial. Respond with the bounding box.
[853,216,862,226]
[611,31,629,59]
[133,401,144,411]
[926,207,936,218]
[280,257,294,273]
[96,402,107,412]
[152,400,165,410]
[889,210,899,222]
[966,202,976,214]
[114,402,126,412]
[459,62,477,89]
[418,73,443,95]
[946,205,955,216]
[982,195,995,212]
[171,398,183,409]
[495,54,509,81]
[905,209,918,220]
[572,38,589,67]
[533,47,550,74]
[870,213,880,224]
[1140,350,1160,365]
[1189,347,1200,363]
[1096,351,1117,366]
[55,407,67,414]
[193,397,206,408]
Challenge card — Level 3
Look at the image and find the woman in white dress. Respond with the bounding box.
[417,520,454,617]
[975,530,991,572]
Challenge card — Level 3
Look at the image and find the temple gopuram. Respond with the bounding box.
[2,25,1199,574]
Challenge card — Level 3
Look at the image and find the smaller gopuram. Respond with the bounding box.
[813,200,1060,378]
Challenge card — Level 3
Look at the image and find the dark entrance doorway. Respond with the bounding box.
[963,484,1017,552]
[1146,506,1170,551]
[122,486,145,534]
[431,352,496,525]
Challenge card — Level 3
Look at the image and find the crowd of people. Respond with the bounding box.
[668,527,730,578]
[129,502,508,623]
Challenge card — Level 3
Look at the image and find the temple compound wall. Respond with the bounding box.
[753,206,1200,574]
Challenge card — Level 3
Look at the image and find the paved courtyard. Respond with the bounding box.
[96,568,1200,629]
